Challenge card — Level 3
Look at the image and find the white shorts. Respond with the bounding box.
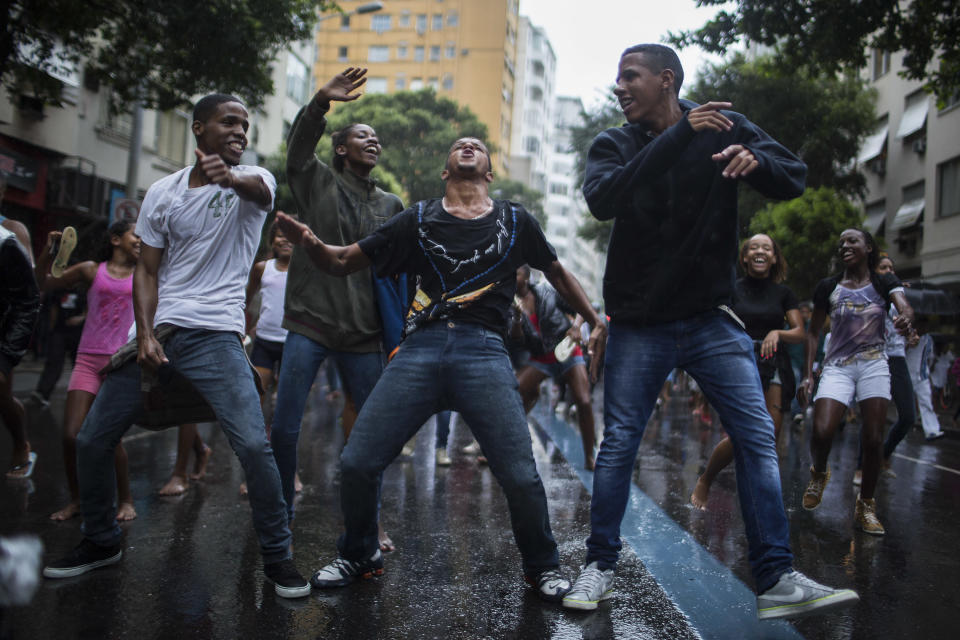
[815,357,891,406]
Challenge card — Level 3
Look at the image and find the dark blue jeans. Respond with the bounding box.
[271,331,384,520]
[77,329,292,563]
[337,321,560,575]
[588,312,794,593]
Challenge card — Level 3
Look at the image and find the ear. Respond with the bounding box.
[440,168,450,181]
[484,171,494,184]
[335,144,347,158]
[110,234,122,247]
[192,120,203,137]
[661,68,675,92]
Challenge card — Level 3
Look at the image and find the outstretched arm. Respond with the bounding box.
[34,231,97,291]
[275,211,370,277]
[543,260,607,382]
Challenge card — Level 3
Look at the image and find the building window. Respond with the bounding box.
[529,86,543,101]
[285,53,309,104]
[549,183,569,195]
[432,14,443,30]
[371,14,391,33]
[365,77,388,94]
[416,14,427,33]
[368,46,389,63]
[428,77,439,90]
[410,78,423,91]
[155,110,189,163]
[399,11,411,27]
[395,75,406,90]
[872,48,890,80]
[447,12,459,26]
[340,15,350,30]
[941,90,960,111]
[397,45,408,59]
[938,156,960,218]
[532,60,545,77]
[338,46,349,62]
[442,74,453,90]
[430,46,440,61]
[524,137,540,154]
[414,46,425,62]
[445,44,456,59]
[99,91,133,138]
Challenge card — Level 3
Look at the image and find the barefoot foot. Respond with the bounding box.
[190,445,213,480]
[116,501,137,521]
[50,502,81,521]
[690,478,710,511]
[378,523,395,553]
[294,473,303,493]
[239,481,248,496]
[159,475,189,496]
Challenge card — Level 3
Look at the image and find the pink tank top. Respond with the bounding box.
[77,262,135,355]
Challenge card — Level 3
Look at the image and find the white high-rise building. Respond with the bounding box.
[508,16,555,195]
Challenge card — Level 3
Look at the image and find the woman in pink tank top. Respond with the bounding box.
[36,220,142,521]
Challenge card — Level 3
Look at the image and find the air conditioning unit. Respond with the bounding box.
[912,138,927,154]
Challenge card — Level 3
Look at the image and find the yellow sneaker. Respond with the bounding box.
[855,496,885,536]
[802,466,830,510]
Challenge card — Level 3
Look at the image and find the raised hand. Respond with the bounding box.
[194,148,235,189]
[687,102,733,132]
[316,67,368,104]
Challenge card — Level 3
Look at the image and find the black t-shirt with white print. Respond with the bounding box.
[357,198,558,338]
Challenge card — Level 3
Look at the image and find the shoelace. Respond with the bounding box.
[328,557,360,577]
[572,567,607,594]
[537,568,566,586]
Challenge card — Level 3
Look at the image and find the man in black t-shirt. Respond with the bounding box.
[276,137,606,603]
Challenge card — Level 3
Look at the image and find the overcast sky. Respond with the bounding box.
[518,0,734,110]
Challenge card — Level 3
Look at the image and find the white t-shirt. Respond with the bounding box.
[135,165,276,334]
[255,258,288,343]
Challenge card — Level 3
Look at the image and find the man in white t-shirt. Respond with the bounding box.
[43,94,310,598]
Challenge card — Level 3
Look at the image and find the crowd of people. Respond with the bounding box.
[2,43,957,627]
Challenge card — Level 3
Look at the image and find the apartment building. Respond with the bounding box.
[311,0,519,174]
[858,48,960,291]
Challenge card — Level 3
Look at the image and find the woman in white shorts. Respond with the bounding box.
[798,229,914,536]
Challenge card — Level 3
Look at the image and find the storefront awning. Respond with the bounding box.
[895,98,929,140]
[890,199,924,231]
[857,126,888,163]
[864,209,886,235]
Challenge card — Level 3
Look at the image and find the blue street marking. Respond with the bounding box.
[531,407,804,640]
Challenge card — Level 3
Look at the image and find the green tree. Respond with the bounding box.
[490,178,546,229]
[2,1,337,111]
[748,186,864,299]
[569,92,623,253]
[668,0,960,107]
[317,89,489,203]
[686,53,876,227]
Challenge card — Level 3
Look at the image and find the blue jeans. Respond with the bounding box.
[77,329,291,563]
[337,321,559,575]
[435,410,452,448]
[588,312,794,593]
[271,331,384,520]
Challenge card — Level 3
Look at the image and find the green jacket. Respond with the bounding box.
[284,103,404,352]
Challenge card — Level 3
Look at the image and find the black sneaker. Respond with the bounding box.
[263,558,311,598]
[310,549,384,588]
[524,567,572,602]
[43,539,122,579]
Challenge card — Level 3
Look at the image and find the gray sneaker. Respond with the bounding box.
[757,570,859,620]
[562,561,614,611]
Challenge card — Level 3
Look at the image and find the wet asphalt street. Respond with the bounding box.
[1,360,958,640]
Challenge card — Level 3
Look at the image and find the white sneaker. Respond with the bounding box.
[562,561,614,611]
[756,570,859,620]
[435,448,452,466]
[461,440,481,455]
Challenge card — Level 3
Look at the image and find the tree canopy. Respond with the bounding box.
[668,0,960,106]
[748,186,864,299]
[2,1,336,111]
[490,178,546,229]
[319,88,490,204]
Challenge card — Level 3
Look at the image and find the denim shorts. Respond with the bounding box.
[528,354,586,379]
[815,357,891,406]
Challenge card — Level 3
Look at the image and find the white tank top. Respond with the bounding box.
[256,259,288,343]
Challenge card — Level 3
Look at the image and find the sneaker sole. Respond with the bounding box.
[856,524,885,536]
[562,590,613,611]
[51,226,78,278]
[42,550,122,579]
[274,582,312,598]
[758,589,859,620]
[310,567,384,589]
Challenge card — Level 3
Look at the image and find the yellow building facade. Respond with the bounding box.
[313,0,519,173]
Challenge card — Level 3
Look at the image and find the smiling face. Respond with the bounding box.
[614,53,672,125]
[442,138,492,179]
[336,125,381,172]
[838,229,870,268]
[271,228,293,260]
[193,101,249,166]
[876,256,895,276]
[112,228,141,261]
[741,234,777,279]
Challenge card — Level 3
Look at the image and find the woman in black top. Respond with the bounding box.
[691,234,804,509]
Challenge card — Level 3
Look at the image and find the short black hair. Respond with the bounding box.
[621,44,684,95]
[331,124,367,172]
[193,93,243,124]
